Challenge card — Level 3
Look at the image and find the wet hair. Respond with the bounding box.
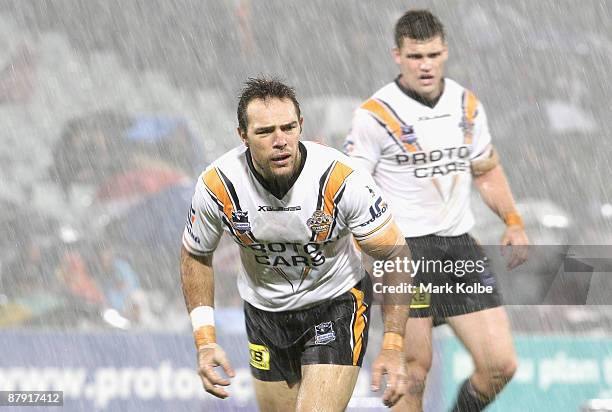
[394,9,446,48]
[237,77,301,132]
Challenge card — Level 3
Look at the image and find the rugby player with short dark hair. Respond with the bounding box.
[181,77,415,410]
[345,9,529,412]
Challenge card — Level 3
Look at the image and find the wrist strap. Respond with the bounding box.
[194,325,216,348]
[190,306,214,329]
[504,212,524,228]
[382,332,404,351]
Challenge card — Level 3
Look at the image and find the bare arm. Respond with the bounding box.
[473,161,529,268]
[180,245,235,398]
[180,245,214,312]
[473,163,519,222]
[357,222,411,336]
[356,221,410,406]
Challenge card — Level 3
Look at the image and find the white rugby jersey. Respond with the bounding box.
[345,78,493,237]
[182,141,393,311]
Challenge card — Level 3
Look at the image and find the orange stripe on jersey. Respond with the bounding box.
[462,91,479,145]
[361,99,418,153]
[202,168,253,245]
[316,161,354,242]
[351,287,367,365]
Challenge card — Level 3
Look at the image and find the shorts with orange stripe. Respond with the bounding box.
[244,275,372,384]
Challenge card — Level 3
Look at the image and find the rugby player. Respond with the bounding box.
[181,78,413,410]
[345,10,529,412]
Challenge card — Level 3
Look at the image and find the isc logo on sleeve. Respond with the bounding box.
[358,196,388,227]
[248,342,270,370]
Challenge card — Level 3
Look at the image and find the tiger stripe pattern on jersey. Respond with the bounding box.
[349,286,368,365]
[461,90,479,145]
[312,161,354,242]
[202,167,257,245]
[361,98,422,153]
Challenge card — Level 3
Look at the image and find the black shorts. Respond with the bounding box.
[244,276,372,384]
[406,234,502,322]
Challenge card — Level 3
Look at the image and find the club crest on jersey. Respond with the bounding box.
[314,321,336,345]
[231,210,251,233]
[400,125,417,145]
[307,210,332,234]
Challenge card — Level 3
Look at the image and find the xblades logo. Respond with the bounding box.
[257,205,302,212]
[418,113,451,121]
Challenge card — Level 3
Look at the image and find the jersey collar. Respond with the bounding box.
[394,75,445,109]
[246,142,308,200]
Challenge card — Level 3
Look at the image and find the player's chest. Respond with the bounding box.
[380,108,473,166]
[220,185,345,246]
[390,109,468,148]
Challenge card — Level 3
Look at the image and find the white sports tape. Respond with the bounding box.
[190,306,215,330]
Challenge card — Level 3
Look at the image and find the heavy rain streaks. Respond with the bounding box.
[0,1,611,411]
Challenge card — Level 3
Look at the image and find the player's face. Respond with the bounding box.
[239,97,303,183]
[393,35,448,101]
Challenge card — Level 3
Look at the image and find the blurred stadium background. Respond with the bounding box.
[0,0,611,410]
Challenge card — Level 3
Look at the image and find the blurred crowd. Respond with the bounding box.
[0,108,242,330]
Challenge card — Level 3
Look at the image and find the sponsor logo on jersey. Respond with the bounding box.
[366,185,376,198]
[243,238,337,268]
[413,161,470,178]
[359,196,388,227]
[248,342,270,370]
[257,205,302,212]
[231,210,251,233]
[186,227,200,244]
[189,206,196,226]
[186,205,200,244]
[400,125,417,145]
[307,210,332,234]
[395,146,470,165]
[394,146,472,178]
[314,321,336,345]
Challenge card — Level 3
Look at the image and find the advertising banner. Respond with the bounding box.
[441,335,612,411]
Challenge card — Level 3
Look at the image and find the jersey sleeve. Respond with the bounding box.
[338,169,393,241]
[182,174,224,255]
[343,108,385,173]
[470,101,494,161]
